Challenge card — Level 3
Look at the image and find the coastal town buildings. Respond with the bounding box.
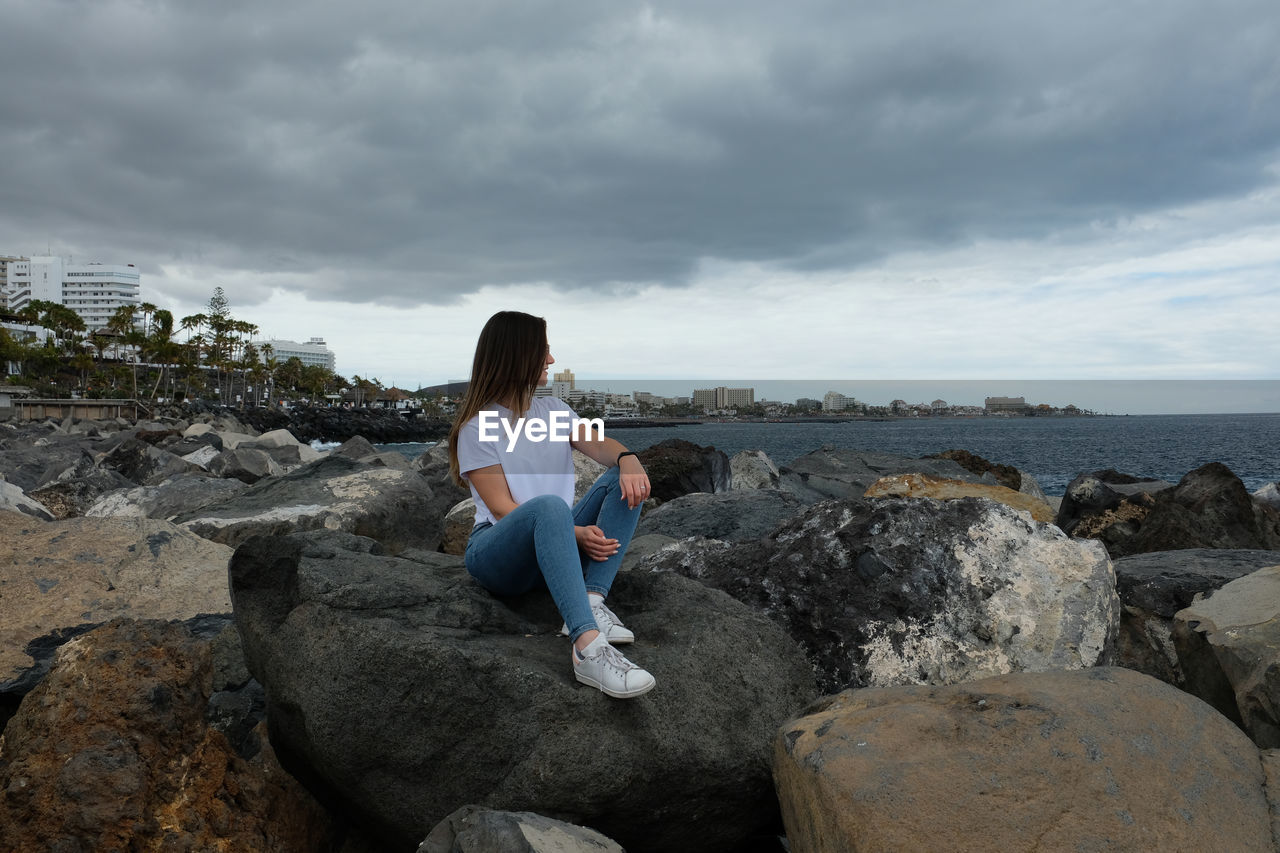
[5,255,141,332]
[0,255,25,312]
[693,386,755,412]
[985,395,1029,414]
[823,391,860,412]
[260,337,336,371]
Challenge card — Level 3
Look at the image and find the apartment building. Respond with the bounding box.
[6,255,141,331]
[261,337,337,371]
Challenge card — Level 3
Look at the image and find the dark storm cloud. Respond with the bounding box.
[1,0,1277,303]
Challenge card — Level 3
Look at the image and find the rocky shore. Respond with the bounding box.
[3,411,1280,851]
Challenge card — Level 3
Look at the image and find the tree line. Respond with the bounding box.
[0,287,383,407]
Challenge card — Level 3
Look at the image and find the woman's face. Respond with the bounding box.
[539,343,554,385]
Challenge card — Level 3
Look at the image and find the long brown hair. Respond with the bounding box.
[448,311,548,486]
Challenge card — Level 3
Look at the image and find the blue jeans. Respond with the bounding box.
[464,467,643,641]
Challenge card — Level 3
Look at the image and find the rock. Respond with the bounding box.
[621,533,677,570]
[85,473,250,520]
[926,448,1022,491]
[635,489,807,543]
[863,472,1056,523]
[637,438,730,501]
[230,530,817,852]
[167,431,225,457]
[642,497,1117,694]
[0,511,233,699]
[1112,549,1280,688]
[1256,482,1280,511]
[1116,462,1280,558]
[177,454,442,552]
[730,449,779,490]
[573,450,607,501]
[26,459,136,520]
[0,433,94,492]
[1175,565,1280,747]
[441,497,475,556]
[0,620,336,851]
[0,478,54,521]
[413,441,478,535]
[98,436,203,486]
[773,667,1273,853]
[420,805,624,853]
[206,446,282,484]
[778,446,995,504]
[1055,473,1126,534]
[184,422,259,450]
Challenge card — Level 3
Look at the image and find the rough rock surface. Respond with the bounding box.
[1175,565,1280,747]
[777,447,995,504]
[1113,549,1280,687]
[1256,482,1280,510]
[0,478,54,520]
[1117,462,1280,557]
[441,497,475,556]
[925,448,1022,491]
[0,432,93,492]
[420,806,624,853]
[635,489,807,543]
[230,530,817,853]
[773,667,1273,853]
[206,445,282,484]
[99,436,204,486]
[0,619,336,852]
[412,442,473,536]
[636,438,730,501]
[85,472,249,520]
[730,449,780,490]
[177,453,440,552]
[863,472,1055,523]
[0,511,233,696]
[642,497,1118,694]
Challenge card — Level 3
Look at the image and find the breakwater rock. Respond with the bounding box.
[230,404,451,444]
[774,667,1276,852]
[643,496,1118,695]
[230,530,817,852]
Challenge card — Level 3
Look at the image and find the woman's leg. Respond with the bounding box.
[465,495,597,641]
[571,466,644,597]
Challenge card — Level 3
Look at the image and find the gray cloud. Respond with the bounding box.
[1,0,1277,305]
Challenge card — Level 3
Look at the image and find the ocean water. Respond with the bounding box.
[379,412,1280,497]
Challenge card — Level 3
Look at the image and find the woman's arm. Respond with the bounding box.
[571,433,651,510]
[467,464,519,521]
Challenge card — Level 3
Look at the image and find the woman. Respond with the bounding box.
[448,311,656,699]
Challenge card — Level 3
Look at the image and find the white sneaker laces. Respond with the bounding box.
[595,642,636,674]
[594,603,623,631]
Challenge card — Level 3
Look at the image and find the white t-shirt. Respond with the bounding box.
[456,396,579,526]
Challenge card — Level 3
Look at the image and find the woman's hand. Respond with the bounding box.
[618,455,651,509]
[576,525,620,562]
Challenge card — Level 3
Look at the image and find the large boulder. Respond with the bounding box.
[777,447,995,504]
[0,511,233,700]
[413,442,473,536]
[85,473,250,520]
[1113,549,1280,688]
[1256,482,1280,511]
[0,619,336,851]
[421,806,624,853]
[176,453,441,552]
[636,438,730,501]
[26,455,136,519]
[730,449,779,490]
[230,531,817,853]
[925,448,1022,491]
[98,436,203,486]
[1116,462,1280,557]
[773,667,1274,852]
[642,497,1118,694]
[863,472,1055,523]
[206,445,282,484]
[0,432,93,492]
[1175,565,1280,747]
[635,489,807,543]
[0,478,54,521]
[441,497,475,556]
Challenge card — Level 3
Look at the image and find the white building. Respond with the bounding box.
[6,255,141,331]
[261,337,336,371]
[823,391,860,412]
[0,256,25,313]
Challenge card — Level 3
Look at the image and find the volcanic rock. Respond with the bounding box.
[777,447,995,504]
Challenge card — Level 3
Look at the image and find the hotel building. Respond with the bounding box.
[6,255,142,332]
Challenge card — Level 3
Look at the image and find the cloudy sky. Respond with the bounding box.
[3,0,1278,410]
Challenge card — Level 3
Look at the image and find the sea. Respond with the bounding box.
[373,412,1280,497]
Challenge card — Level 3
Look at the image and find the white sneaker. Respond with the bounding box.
[559,602,635,645]
[573,635,656,699]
